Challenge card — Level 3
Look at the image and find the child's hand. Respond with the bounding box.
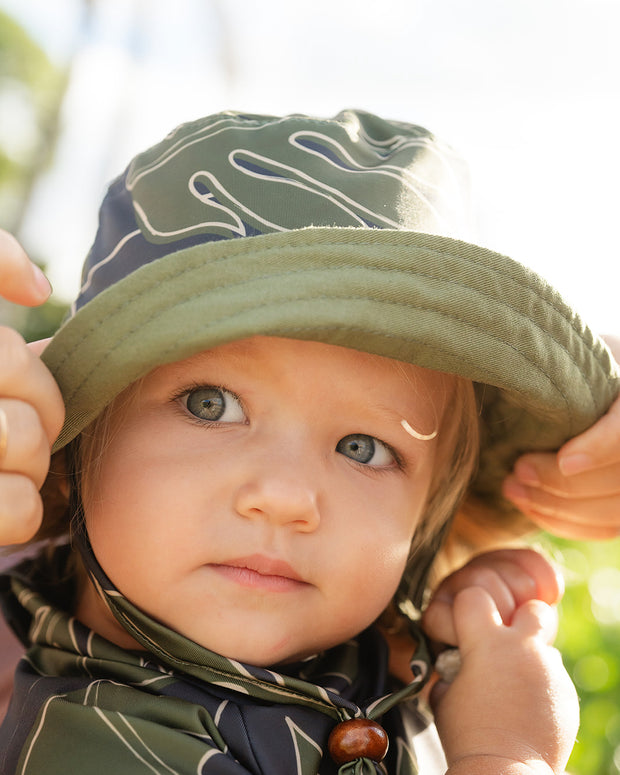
[432,588,579,775]
[0,230,65,544]
[422,548,563,647]
[504,334,620,541]
[422,549,578,773]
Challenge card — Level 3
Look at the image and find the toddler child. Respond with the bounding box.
[0,109,618,775]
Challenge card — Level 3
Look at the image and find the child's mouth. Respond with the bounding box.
[209,555,308,592]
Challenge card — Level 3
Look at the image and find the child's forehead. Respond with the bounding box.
[152,336,447,389]
[137,337,454,436]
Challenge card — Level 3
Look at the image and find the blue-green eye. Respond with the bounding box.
[183,387,245,423]
[336,434,395,467]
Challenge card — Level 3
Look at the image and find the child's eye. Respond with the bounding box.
[336,434,395,467]
[183,387,245,423]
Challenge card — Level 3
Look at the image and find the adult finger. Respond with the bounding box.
[0,473,43,543]
[602,334,620,364]
[0,399,52,489]
[0,328,65,445]
[556,394,620,477]
[503,476,620,539]
[0,230,51,306]
[516,503,620,540]
[510,454,620,498]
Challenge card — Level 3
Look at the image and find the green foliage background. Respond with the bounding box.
[0,9,64,237]
[1,8,619,775]
[544,537,620,775]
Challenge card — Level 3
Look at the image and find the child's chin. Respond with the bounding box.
[217,643,318,668]
[196,634,331,668]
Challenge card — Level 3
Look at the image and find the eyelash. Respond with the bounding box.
[171,383,247,425]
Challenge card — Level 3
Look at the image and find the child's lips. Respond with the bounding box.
[209,554,308,591]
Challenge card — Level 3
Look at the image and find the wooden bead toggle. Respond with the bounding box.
[328,718,389,765]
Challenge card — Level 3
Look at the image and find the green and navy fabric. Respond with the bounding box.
[0,542,441,775]
[72,111,470,315]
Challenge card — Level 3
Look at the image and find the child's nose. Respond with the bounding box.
[233,469,321,532]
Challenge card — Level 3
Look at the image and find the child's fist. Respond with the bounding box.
[422,548,563,647]
[435,588,579,775]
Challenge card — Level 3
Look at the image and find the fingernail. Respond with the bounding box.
[514,461,540,486]
[558,453,594,476]
[31,263,52,299]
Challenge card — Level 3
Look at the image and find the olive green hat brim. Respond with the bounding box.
[43,227,619,513]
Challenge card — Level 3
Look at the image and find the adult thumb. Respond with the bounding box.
[0,230,52,306]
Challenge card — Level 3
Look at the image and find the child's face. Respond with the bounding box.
[80,336,446,666]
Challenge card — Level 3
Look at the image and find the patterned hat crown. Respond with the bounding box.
[73,110,472,314]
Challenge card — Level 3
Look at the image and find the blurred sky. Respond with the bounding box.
[1,0,620,333]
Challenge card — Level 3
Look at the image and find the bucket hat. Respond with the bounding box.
[42,109,619,524]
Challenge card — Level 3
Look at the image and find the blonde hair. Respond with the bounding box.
[374,374,481,629]
[34,383,144,545]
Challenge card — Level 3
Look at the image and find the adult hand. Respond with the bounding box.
[503,335,620,540]
[0,230,65,544]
